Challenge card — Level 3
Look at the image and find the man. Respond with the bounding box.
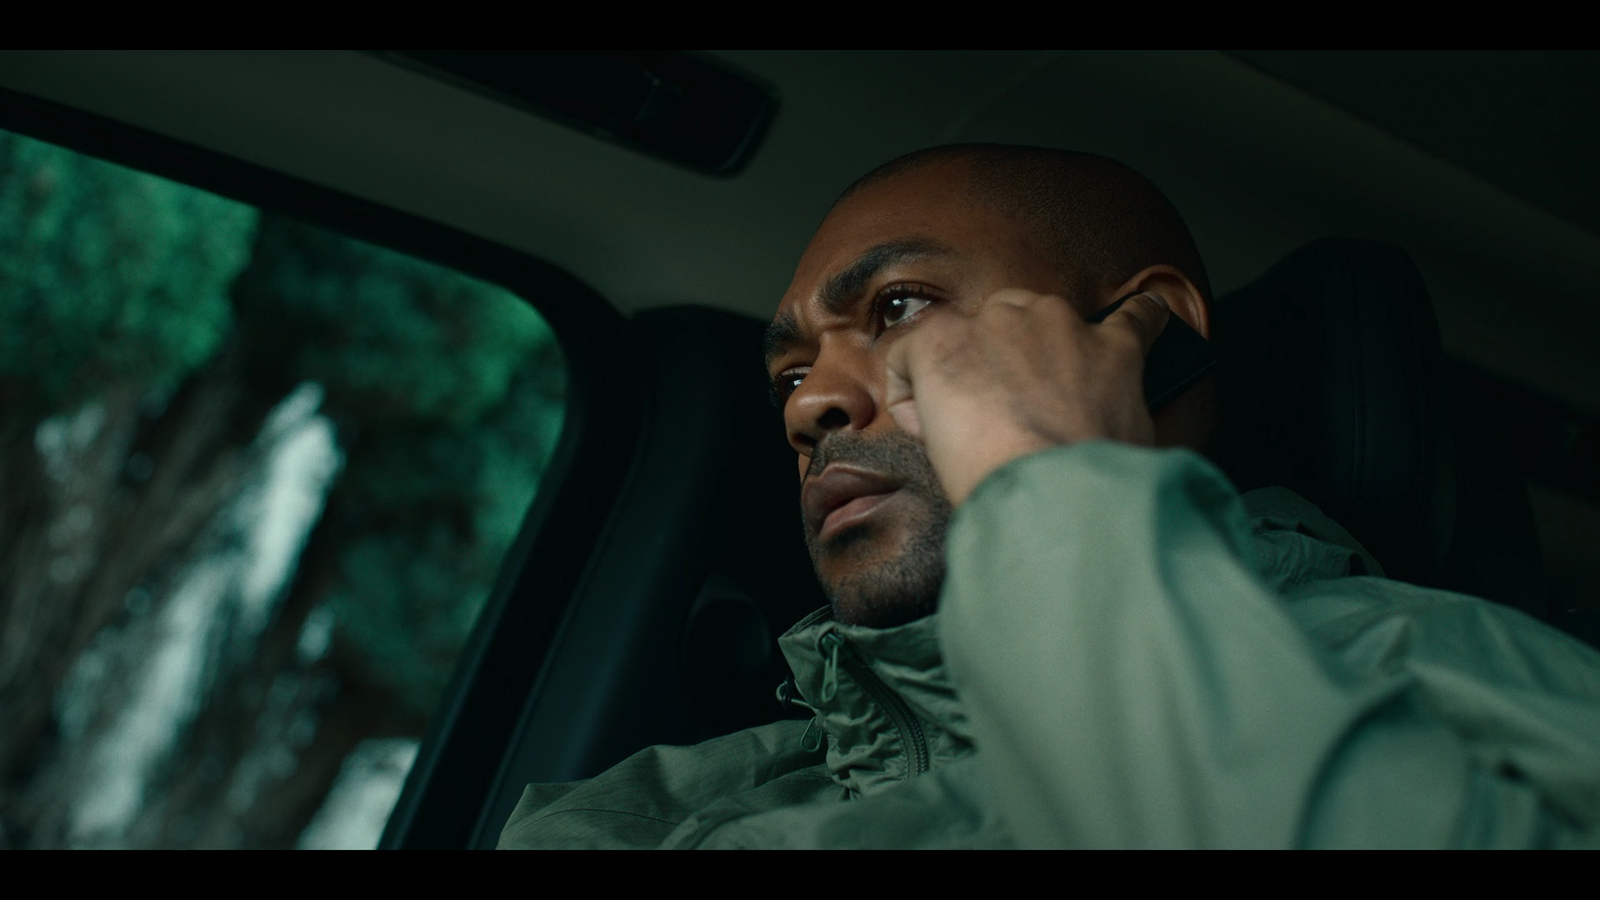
[499,145,1600,849]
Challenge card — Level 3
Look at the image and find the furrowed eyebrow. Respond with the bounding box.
[818,238,953,315]
[762,238,955,373]
[762,312,803,374]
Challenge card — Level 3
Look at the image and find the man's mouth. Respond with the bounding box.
[802,465,900,543]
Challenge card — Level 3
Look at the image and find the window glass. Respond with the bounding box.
[0,128,567,849]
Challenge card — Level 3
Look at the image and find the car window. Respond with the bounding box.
[0,126,567,849]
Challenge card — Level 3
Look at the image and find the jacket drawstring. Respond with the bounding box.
[820,632,843,702]
[800,717,825,753]
[793,630,844,755]
[777,675,826,754]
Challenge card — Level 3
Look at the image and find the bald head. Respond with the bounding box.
[836,144,1211,310]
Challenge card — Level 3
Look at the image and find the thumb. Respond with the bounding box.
[883,337,924,439]
[1107,291,1172,356]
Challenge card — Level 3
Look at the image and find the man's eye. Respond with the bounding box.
[880,294,933,329]
[772,370,807,406]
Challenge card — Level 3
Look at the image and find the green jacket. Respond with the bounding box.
[498,444,1600,848]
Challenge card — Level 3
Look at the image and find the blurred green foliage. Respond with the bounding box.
[232,218,566,714]
[314,373,563,713]
[1,127,566,718]
[0,131,258,416]
[234,222,559,428]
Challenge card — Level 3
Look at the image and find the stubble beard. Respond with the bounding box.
[803,430,954,629]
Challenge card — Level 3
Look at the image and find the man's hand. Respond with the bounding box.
[884,289,1170,507]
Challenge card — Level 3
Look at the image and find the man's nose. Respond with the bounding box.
[785,350,878,454]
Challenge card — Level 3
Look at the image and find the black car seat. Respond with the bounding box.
[386,239,1557,848]
[1213,238,1546,618]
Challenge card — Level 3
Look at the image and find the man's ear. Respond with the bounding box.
[1106,265,1211,340]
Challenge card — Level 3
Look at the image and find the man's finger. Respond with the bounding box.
[883,326,924,439]
[883,319,919,386]
[1107,291,1171,356]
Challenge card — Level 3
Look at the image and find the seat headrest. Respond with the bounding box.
[1213,239,1456,585]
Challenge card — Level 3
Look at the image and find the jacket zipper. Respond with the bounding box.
[819,632,930,777]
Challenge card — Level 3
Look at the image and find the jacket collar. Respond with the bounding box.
[778,607,973,798]
[774,486,1374,799]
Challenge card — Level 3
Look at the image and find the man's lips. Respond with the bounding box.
[802,465,900,541]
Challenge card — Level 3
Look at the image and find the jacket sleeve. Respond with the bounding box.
[936,442,1600,848]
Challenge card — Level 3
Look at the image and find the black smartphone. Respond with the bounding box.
[1086,293,1217,412]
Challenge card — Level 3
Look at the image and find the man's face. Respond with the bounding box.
[765,162,1073,627]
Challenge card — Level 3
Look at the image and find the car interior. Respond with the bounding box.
[1,51,1597,849]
